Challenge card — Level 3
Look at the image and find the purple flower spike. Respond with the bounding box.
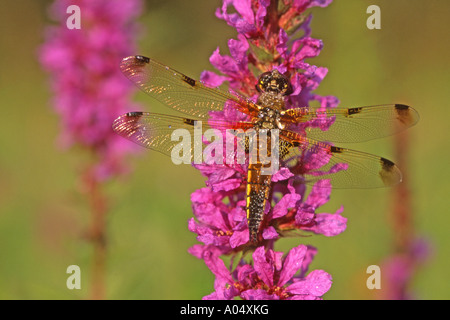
[39,0,143,300]
[189,0,344,300]
[39,0,143,181]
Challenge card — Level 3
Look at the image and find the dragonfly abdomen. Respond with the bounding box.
[246,162,272,243]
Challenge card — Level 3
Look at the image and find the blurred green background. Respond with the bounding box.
[0,0,448,299]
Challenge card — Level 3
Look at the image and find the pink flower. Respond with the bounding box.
[202,245,332,300]
[215,0,270,37]
[273,179,347,238]
[39,0,143,180]
[188,188,248,252]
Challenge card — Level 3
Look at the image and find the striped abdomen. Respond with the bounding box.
[246,162,272,243]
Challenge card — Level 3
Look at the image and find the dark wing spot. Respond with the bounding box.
[347,107,362,115]
[126,111,144,117]
[112,113,144,138]
[394,104,409,110]
[394,104,415,126]
[330,146,343,153]
[380,157,395,171]
[379,157,402,186]
[183,118,196,126]
[182,75,196,87]
[135,55,150,64]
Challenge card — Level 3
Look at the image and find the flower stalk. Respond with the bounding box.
[377,130,430,299]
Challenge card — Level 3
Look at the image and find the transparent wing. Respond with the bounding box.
[279,129,402,189]
[282,104,419,143]
[120,55,259,119]
[112,112,253,161]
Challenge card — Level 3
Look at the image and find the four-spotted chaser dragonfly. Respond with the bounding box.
[112,55,419,243]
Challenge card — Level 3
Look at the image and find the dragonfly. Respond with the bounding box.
[112,55,419,243]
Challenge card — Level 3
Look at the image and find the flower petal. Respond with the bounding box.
[228,35,249,65]
[271,167,294,182]
[305,179,331,209]
[203,250,234,283]
[272,188,302,218]
[255,0,270,27]
[231,0,254,25]
[200,70,229,87]
[209,47,240,76]
[230,229,248,248]
[278,245,307,286]
[286,269,332,297]
[312,206,347,236]
[262,226,279,240]
[252,246,274,287]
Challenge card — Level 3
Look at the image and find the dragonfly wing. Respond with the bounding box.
[279,130,402,189]
[112,112,253,162]
[120,56,259,119]
[283,104,419,143]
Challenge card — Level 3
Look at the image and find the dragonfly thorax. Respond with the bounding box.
[254,107,285,130]
[257,91,286,111]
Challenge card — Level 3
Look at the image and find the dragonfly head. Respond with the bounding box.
[256,69,293,96]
